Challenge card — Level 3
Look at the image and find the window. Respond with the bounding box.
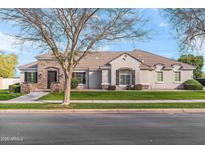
[175,72,181,82]
[73,72,86,84]
[157,72,163,82]
[119,70,132,85]
[25,72,37,83]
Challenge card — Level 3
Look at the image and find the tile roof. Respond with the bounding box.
[20,49,195,70]
[18,61,38,70]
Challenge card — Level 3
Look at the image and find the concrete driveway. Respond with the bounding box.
[1,112,205,145]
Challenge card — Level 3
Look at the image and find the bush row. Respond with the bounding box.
[8,79,203,93]
[9,83,21,93]
[107,80,203,90]
[107,84,149,90]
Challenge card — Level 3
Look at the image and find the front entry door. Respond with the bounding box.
[47,71,57,89]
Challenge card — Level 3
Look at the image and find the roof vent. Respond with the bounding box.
[137,54,144,62]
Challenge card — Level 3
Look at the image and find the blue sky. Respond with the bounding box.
[0,9,203,77]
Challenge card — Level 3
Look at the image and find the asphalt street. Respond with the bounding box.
[1,112,205,144]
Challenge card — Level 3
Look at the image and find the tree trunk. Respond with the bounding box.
[62,68,73,105]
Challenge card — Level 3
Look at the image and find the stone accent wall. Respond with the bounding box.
[50,82,64,92]
[37,60,65,90]
[21,83,38,94]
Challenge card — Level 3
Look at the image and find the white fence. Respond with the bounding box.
[0,77,20,89]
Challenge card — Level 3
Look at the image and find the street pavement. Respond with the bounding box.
[0,112,205,144]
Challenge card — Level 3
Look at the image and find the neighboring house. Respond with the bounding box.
[18,50,195,93]
[0,77,20,89]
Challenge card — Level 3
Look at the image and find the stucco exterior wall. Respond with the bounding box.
[19,72,25,83]
[140,69,193,89]
[110,54,141,86]
[139,70,150,84]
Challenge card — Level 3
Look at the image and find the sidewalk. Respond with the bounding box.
[1,99,205,103]
[10,92,49,102]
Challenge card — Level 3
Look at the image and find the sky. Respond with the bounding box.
[0,9,203,77]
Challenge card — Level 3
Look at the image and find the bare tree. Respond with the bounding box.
[163,8,205,52]
[0,8,149,105]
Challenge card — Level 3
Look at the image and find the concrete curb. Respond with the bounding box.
[1,109,205,113]
[42,100,205,103]
[2,99,205,104]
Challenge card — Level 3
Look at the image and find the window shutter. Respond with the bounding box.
[25,72,28,82]
[35,72,38,83]
[83,72,86,84]
[132,70,135,85]
[116,70,119,85]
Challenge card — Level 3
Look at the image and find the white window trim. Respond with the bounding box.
[174,71,181,83]
[156,71,164,84]
[155,81,164,84]
[119,70,132,86]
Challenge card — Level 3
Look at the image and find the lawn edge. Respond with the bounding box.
[1,108,205,113]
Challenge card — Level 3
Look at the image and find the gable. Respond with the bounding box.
[109,53,141,69]
[109,53,141,64]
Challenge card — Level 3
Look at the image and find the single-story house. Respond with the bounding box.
[18,50,195,93]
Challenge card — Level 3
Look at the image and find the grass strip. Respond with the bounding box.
[39,91,205,100]
[1,103,205,109]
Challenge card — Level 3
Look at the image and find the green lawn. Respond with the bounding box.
[39,91,205,100]
[1,103,205,109]
[0,90,22,100]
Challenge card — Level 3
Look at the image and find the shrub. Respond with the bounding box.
[133,84,143,90]
[126,84,150,90]
[126,85,134,90]
[71,78,79,89]
[183,79,203,90]
[107,85,116,90]
[9,83,21,93]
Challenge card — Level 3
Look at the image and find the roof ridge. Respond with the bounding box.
[132,49,195,68]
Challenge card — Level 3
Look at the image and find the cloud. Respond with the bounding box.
[95,45,110,51]
[159,22,168,27]
[0,32,22,54]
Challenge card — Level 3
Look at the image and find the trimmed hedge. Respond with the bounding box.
[71,78,79,89]
[107,85,116,90]
[9,83,21,93]
[183,79,203,90]
[126,85,133,90]
[126,84,150,90]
